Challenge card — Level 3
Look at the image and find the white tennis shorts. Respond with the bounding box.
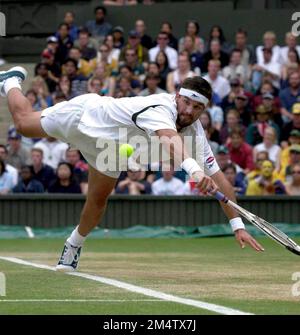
[40,95,121,179]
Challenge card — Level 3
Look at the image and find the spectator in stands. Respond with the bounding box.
[203,60,230,100]
[0,159,14,195]
[93,43,118,77]
[279,72,300,123]
[48,162,81,194]
[35,63,57,93]
[25,90,46,113]
[160,22,178,51]
[97,34,120,65]
[121,48,145,82]
[252,47,281,92]
[13,165,44,193]
[256,31,281,65]
[115,170,151,195]
[139,73,166,96]
[281,103,300,142]
[247,150,269,182]
[41,49,61,79]
[85,6,112,44]
[135,19,153,50]
[33,137,68,170]
[285,162,300,195]
[246,160,285,195]
[281,144,300,182]
[112,26,125,49]
[30,76,52,108]
[229,92,252,127]
[120,30,149,67]
[149,31,178,70]
[166,52,195,93]
[151,169,184,195]
[253,126,281,171]
[219,108,244,145]
[155,51,171,90]
[54,75,72,100]
[216,144,243,173]
[87,77,103,95]
[75,29,97,61]
[6,127,30,171]
[207,25,231,53]
[181,35,203,75]
[46,35,59,55]
[63,11,79,42]
[223,163,246,196]
[230,29,255,75]
[29,148,55,191]
[199,110,220,143]
[221,78,251,112]
[114,76,136,98]
[118,65,141,93]
[179,20,205,54]
[227,126,255,173]
[260,92,283,128]
[68,47,93,77]
[63,58,88,97]
[280,130,300,174]
[202,39,229,73]
[88,62,116,96]
[280,32,300,65]
[246,104,280,146]
[65,148,88,194]
[0,145,18,187]
[222,49,246,84]
[206,103,224,132]
[55,23,73,65]
[280,48,300,82]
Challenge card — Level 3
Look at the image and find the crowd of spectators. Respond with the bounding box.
[1,6,300,196]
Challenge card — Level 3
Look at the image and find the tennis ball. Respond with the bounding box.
[119,144,134,157]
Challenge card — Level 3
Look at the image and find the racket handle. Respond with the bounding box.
[213,191,229,203]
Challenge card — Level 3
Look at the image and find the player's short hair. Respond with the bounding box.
[181,76,212,103]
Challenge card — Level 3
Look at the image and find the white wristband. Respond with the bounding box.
[180,158,203,177]
[230,217,245,232]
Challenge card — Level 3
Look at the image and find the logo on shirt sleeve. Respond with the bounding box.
[206,156,215,169]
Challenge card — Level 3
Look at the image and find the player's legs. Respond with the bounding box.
[56,165,118,271]
[0,66,48,138]
[78,165,117,236]
[7,88,48,138]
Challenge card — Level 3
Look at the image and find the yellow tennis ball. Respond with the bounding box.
[119,144,134,157]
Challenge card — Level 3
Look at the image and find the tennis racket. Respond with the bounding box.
[213,191,300,256]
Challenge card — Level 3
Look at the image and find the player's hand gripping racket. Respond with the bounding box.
[212,190,300,256]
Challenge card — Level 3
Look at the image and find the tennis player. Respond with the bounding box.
[0,66,264,271]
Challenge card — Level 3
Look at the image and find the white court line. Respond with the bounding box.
[0,256,253,315]
[0,299,161,303]
[24,226,35,239]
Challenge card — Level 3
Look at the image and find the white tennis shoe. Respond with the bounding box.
[0,66,27,97]
[56,241,82,272]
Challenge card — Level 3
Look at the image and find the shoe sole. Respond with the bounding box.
[0,66,27,82]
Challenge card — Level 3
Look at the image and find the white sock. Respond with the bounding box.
[67,226,86,247]
[4,78,22,95]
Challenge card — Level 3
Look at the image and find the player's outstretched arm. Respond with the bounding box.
[211,170,264,252]
[156,129,217,193]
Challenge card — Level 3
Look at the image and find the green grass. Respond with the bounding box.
[0,237,300,315]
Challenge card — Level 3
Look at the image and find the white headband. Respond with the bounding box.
[179,88,209,107]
